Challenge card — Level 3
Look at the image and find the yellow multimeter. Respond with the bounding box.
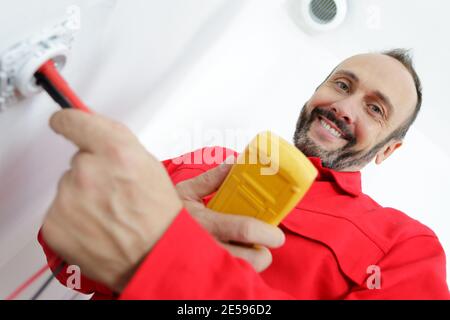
[207,131,318,226]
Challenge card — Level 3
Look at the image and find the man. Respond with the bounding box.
[39,49,450,299]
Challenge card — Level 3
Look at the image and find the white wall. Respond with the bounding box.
[1,0,448,299]
[0,0,235,299]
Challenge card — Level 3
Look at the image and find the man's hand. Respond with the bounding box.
[175,158,286,272]
[41,109,182,293]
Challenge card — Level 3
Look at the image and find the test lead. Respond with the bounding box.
[34,59,92,113]
[6,60,91,300]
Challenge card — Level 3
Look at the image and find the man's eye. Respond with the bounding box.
[369,104,383,115]
[335,81,349,92]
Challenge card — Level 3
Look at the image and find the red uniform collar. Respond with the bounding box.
[308,157,362,197]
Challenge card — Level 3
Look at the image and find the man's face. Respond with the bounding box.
[293,53,418,171]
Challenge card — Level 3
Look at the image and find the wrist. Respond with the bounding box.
[109,202,184,293]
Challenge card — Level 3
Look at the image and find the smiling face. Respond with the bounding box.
[293,53,418,171]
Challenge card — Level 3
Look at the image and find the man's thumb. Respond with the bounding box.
[177,156,235,200]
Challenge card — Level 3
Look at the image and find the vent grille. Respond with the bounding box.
[309,0,338,24]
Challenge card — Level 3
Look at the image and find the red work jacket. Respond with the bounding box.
[38,147,450,299]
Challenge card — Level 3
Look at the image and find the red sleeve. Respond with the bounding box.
[37,230,113,298]
[36,147,233,298]
[344,235,450,300]
[119,208,294,299]
[36,154,187,298]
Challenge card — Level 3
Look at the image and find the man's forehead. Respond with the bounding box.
[335,54,414,90]
[332,53,417,122]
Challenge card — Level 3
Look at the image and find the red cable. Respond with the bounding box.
[6,61,91,300]
[37,60,92,113]
[5,259,59,300]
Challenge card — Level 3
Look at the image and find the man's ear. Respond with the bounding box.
[375,140,403,165]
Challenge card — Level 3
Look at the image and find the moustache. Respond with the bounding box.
[310,107,355,142]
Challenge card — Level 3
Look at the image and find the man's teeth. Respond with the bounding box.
[320,119,342,138]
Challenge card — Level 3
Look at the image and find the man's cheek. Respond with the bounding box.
[353,126,372,148]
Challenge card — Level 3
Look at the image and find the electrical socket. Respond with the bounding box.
[0,9,79,111]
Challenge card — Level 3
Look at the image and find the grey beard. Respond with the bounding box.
[293,105,387,171]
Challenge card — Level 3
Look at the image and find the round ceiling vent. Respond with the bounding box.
[298,0,347,32]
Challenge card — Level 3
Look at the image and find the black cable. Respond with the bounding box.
[30,261,65,300]
[30,72,71,299]
[30,70,86,299]
[34,72,73,109]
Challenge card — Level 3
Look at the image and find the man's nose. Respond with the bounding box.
[329,98,358,125]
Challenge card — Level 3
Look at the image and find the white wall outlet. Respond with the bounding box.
[0,9,79,111]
